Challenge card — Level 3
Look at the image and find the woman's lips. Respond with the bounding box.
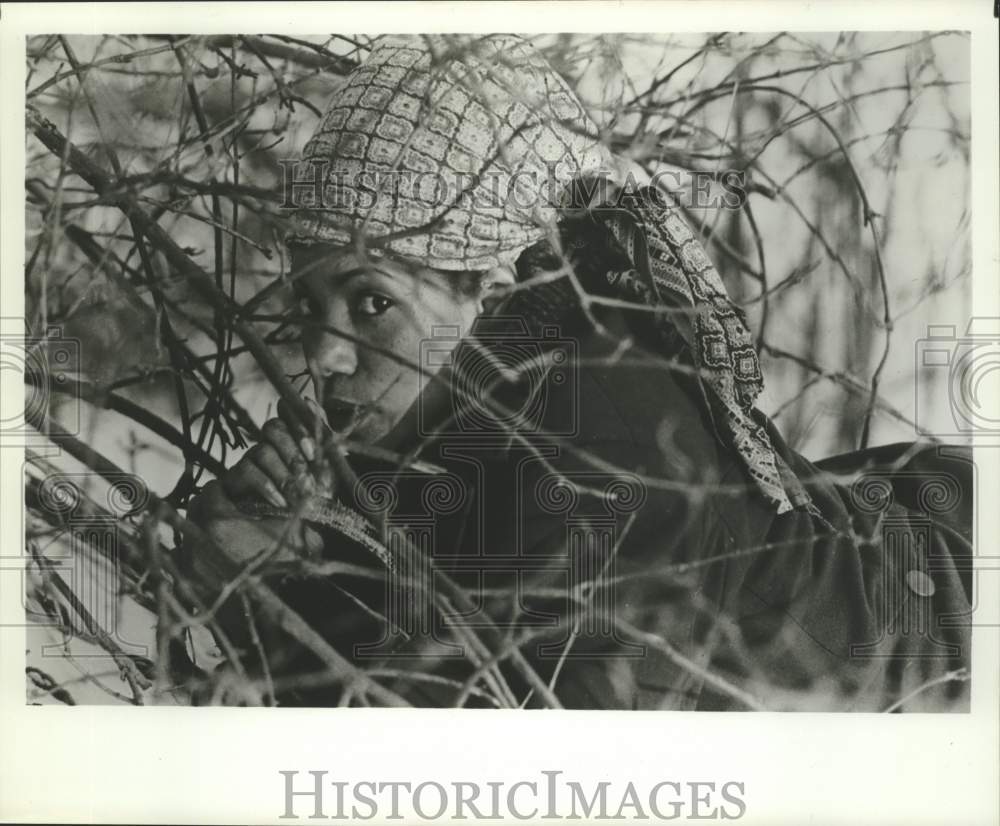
[323,398,362,430]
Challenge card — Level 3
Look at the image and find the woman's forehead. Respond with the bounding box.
[290,243,355,272]
[290,243,453,285]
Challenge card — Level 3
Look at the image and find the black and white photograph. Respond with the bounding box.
[1,2,998,823]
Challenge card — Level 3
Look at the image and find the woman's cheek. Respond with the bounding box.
[355,322,416,387]
[378,314,426,366]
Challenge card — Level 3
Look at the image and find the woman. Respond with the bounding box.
[187,35,972,710]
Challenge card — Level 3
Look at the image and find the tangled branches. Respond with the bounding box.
[23,33,971,708]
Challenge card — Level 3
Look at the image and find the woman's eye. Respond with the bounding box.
[354,292,395,317]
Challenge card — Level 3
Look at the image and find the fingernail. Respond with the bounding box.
[300,437,316,462]
[265,483,288,509]
[307,396,331,427]
[319,470,334,498]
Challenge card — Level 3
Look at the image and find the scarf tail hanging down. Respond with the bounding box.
[286,34,811,515]
[586,183,812,514]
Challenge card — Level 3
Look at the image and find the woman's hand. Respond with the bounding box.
[220,402,326,508]
[184,401,330,587]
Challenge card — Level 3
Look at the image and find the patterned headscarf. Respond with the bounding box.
[286,34,810,515]
[286,34,610,269]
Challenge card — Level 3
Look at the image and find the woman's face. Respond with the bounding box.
[291,244,512,445]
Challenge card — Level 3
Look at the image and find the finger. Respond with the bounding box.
[277,399,317,461]
[288,398,342,498]
[314,462,335,498]
[262,417,309,475]
[306,396,338,442]
[249,443,294,494]
[188,480,235,523]
[293,398,339,498]
[254,443,317,501]
[222,455,288,508]
[301,524,324,555]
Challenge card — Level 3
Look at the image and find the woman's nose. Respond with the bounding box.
[305,311,358,379]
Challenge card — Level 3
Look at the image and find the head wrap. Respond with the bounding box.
[286,34,810,515]
[286,34,611,269]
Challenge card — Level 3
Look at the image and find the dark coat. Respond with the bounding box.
[255,301,973,711]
